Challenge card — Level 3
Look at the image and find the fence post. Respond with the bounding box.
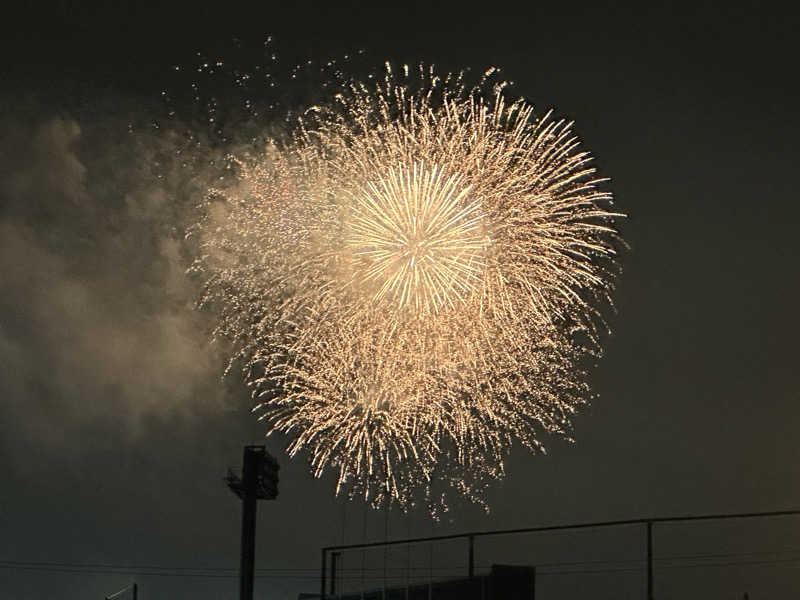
[321,549,327,600]
[647,521,654,600]
[468,535,475,579]
[331,552,339,597]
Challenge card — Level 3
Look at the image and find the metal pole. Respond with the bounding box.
[320,548,327,600]
[646,520,653,600]
[240,448,259,600]
[468,535,475,579]
[132,583,138,600]
[428,528,433,600]
[331,552,339,597]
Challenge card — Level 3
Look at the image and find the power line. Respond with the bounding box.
[0,560,238,572]
[6,543,800,573]
[0,565,240,578]
[5,550,800,580]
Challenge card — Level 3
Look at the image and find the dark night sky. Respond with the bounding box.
[1,2,799,599]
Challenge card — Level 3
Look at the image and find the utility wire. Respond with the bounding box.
[5,552,800,580]
[5,545,800,572]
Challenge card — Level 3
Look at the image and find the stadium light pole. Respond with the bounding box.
[226,445,280,600]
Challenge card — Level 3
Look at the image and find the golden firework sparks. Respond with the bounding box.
[192,63,624,509]
[345,162,486,315]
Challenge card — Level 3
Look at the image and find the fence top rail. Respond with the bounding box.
[322,508,800,553]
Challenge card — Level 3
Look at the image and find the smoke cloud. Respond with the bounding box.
[0,104,234,468]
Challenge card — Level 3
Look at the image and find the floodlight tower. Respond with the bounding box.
[226,445,280,600]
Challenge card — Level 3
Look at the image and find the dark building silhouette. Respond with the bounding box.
[300,564,536,600]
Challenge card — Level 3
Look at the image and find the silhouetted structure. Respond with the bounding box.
[104,582,137,600]
[301,564,535,600]
[319,508,800,600]
[226,445,279,600]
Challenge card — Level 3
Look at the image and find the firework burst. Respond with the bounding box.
[192,63,623,509]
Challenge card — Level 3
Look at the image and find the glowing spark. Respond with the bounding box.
[191,64,624,509]
[346,163,486,314]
